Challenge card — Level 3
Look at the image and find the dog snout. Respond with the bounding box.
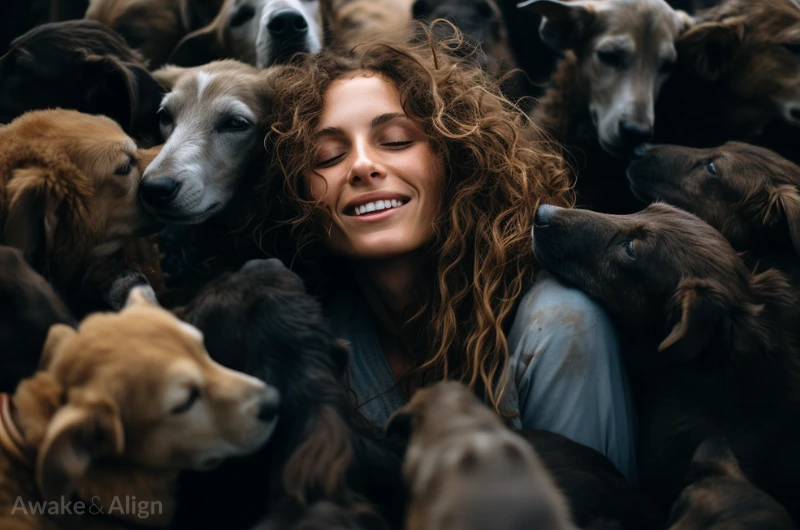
[257,388,281,423]
[535,204,562,227]
[618,120,653,152]
[267,9,308,38]
[140,177,182,208]
[791,107,800,122]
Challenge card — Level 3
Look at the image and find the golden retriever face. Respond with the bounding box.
[627,142,800,256]
[521,0,692,158]
[25,287,279,501]
[1,110,159,275]
[677,0,800,130]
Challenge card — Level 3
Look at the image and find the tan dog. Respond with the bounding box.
[0,287,279,529]
[387,382,577,530]
[0,109,160,288]
[169,0,323,68]
[85,0,224,68]
[323,0,414,50]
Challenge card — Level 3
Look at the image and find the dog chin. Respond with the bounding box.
[599,137,635,159]
[153,203,222,225]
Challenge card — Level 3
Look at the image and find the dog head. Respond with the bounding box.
[1,109,161,281]
[387,381,576,530]
[0,20,165,145]
[170,0,323,68]
[627,142,800,258]
[11,286,278,510]
[142,60,277,224]
[412,0,513,76]
[532,202,799,363]
[676,0,800,131]
[665,437,796,530]
[520,0,692,158]
[85,0,223,68]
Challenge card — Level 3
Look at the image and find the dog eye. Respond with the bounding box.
[219,116,251,132]
[172,387,201,415]
[707,161,718,175]
[596,50,624,68]
[158,108,173,128]
[623,240,636,260]
[115,157,135,176]
[782,42,800,55]
[230,5,256,27]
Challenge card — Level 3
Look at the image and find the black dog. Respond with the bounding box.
[171,259,406,530]
[0,20,164,146]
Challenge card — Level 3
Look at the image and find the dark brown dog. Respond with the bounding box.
[0,20,165,147]
[655,0,800,162]
[627,142,800,283]
[532,202,800,518]
[666,437,797,530]
[0,246,73,394]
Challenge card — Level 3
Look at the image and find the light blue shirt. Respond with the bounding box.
[325,271,637,482]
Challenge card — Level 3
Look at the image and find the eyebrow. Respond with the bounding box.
[315,112,408,138]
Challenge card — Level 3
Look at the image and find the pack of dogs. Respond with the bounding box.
[1,0,799,528]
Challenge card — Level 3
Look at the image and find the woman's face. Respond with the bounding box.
[304,73,446,260]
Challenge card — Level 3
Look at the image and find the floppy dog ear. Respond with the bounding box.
[169,25,224,67]
[37,391,125,501]
[385,406,414,441]
[79,53,139,132]
[658,278,727,363]
[179,0,223,32]
[688,436,745,482]
[517,0,598,51]
[676,17,744,81]
[4,168,58,269]
[766,185,800,257]
[39,324,78,370]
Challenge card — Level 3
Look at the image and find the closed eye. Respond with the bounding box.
[115,156,136,176]
[316,152,346,168]
[382,141,412,148]
[172,387,201,415]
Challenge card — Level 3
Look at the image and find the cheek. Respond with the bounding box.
[303,172,331,203]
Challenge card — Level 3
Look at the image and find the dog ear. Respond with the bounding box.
[658,278,727,363]
[169,25,224,67]
[676,17,744,81]
[152,64,193,90]
[39,324,78,370]
[687,436,745,482]
[37,391,125,501]
[517,0,598,51]
[78,53,141,133]
[385,405,414,441]
[765,185,800,257]
[4,168,59,269]
[179,0,223,32]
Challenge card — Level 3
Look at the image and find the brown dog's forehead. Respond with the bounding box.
[600,0,686,42]
[169,64,270,116]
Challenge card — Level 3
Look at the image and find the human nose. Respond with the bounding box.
[347,136,386,185]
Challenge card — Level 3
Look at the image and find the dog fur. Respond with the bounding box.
[387,381,577,530]
[0,20,165,147]
[665,437,797,530]
[171,259,405,530]
[0,286,278,529]
[654,0,800,162]
[169,0,323,68]
[0,246,74,395]
[532,202,800,517]
[0,109,161,297]
[322,0,413,51]
[84,0,223,68]
[627,142,800,285]
[523,0,692,213]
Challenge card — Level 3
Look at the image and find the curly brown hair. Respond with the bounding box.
[264,21,573,413]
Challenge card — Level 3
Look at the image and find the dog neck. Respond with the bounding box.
[0,393,33,467]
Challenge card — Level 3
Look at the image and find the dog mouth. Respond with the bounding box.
[154,202,222,225]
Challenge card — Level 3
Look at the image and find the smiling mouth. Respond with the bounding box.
[346,198,410,216]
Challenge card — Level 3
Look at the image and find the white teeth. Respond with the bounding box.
[352,199,407,216]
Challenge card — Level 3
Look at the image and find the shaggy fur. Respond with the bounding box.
[0,287,277,530]
[627,142,800,285]
[84,0,223,68]
[0,109,161,305]
[386,381,577,530]
[533,202,800,517]
[322,0,414,51]
[171,259,406,530]
[0,20,165,147]
[665,437,797,530]
[654,0,800,163]
[0,246,74,395]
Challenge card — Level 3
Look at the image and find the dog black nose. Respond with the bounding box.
[631,143,651,160]
[791,108,800,121]
[140,177,181,208]
[535,204,562,227]
[619,121,653,149]
[258,394,280,423]
[267,9,308,37]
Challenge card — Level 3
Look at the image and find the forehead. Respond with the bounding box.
[318,74,403,127]
[165,70,262,117]
[600,0,682,46]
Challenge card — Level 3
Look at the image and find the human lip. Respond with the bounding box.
[343,193,411,216]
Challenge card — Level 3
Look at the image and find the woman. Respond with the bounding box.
[266,24,637,480]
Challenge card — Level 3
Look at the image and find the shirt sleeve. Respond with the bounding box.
[507,272,638,482]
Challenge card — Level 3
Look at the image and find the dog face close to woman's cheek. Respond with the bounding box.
[627,142,800,256]
[531,203,748,332]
